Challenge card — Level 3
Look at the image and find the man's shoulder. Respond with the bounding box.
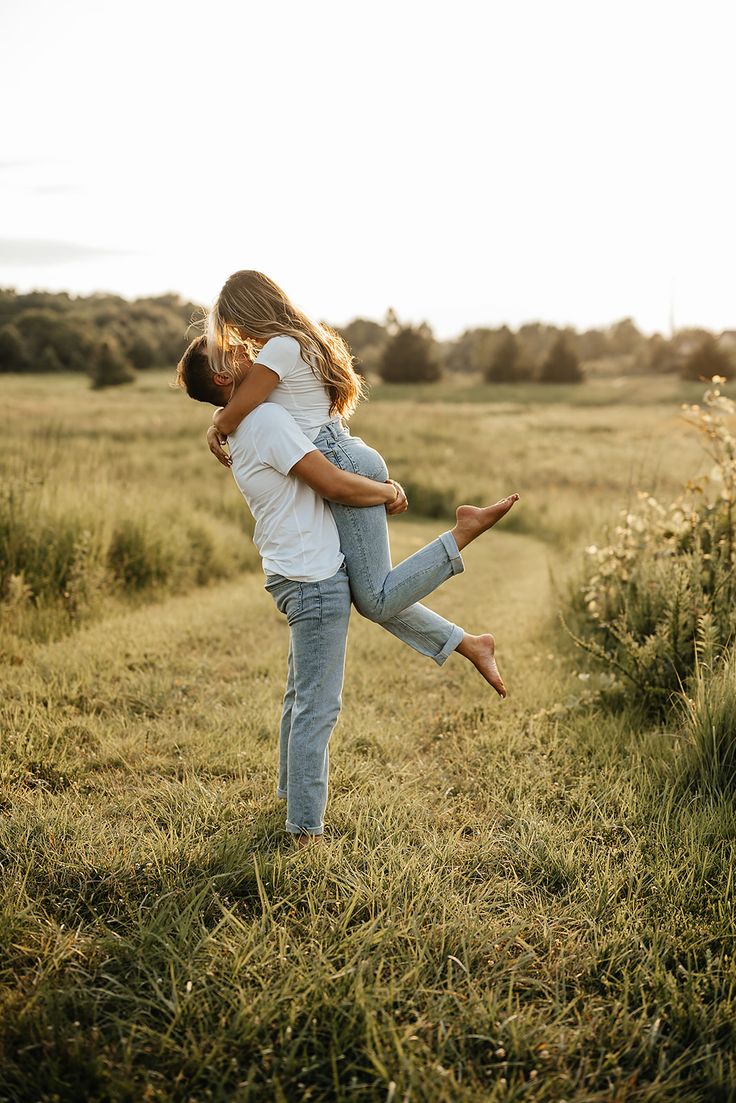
[229,403,309,468]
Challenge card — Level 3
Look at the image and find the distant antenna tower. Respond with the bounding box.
[669,280,676,339]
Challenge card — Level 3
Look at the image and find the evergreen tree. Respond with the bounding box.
[379,324,440,383]
[539,336,583,383]
[89,338,136,389]
[485,330,521,382]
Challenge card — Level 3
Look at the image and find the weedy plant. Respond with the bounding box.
[566,377,736,718]
[677,643,736,795]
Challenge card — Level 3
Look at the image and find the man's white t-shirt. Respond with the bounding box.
[227,403,344,582]
[256,335,333,442]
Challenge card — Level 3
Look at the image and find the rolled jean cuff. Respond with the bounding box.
[277,788,287,800]
[439,530,464,576]
[286,820,324,836]
[434,622,465,666]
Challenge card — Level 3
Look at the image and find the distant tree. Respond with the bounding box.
[89,338,136,389]
[444,329,479,373]
[517,322,560,368]
[38,346,64,372]
[607,317,643,357]
[379,323,440,383]
[645,333,679,374]
[681,335,735,381]
[485,329,521,382]
[577,328,609,361]
[539,336,583,383]
[341,318,387,351]
[13,309,96,371]
[384,307,401,337]
[339,317,389,377]
[0,324,28,372]
[126,332,159,370]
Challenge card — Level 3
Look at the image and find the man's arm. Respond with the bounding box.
[291,450,402,509]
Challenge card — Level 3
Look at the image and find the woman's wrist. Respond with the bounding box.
[385,480,399,503]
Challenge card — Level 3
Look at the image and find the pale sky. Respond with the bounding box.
[1,0,734,338]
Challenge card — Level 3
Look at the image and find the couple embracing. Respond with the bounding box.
[176,271,519,847]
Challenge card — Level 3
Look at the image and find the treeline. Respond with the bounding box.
[345,311,736,384]
[0,289,200,388]
[0,288,734,387]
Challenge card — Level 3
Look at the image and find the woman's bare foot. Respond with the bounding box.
[455,633,507,697]
[451,495,520,551]
[291,832,325,849]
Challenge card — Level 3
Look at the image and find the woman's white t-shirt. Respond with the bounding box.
[255,335,333,442]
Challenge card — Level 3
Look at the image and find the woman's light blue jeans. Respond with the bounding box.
[313,417,465,664]
[265,563,351,836]
[267,420,467,835]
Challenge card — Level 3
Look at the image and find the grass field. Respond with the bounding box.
[1,372,734,1101]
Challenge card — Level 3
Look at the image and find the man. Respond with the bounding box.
[177,336,407,847]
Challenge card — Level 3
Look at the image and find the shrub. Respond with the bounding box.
[567,378,736,717]
[89,338,136,389]
[107,519,168,590]
[681,334,735,381]
[678,645,736,794]
[0,490,83,602]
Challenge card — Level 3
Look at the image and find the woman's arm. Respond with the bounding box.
[291,451,407,511]
[211,363,280,435]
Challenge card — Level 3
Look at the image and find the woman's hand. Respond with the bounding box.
[385,479,408,515]
[207,424,232,468]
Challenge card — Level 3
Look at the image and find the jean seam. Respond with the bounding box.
[328,446,379,606]
[372,560,450,620]
[385,610,448,649]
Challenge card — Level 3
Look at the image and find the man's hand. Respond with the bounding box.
[207,424,231,468]
[386,479,408,516]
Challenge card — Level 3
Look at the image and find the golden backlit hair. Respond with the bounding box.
[207,270,365,419]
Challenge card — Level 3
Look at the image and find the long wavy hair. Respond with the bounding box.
[206,270,365,418]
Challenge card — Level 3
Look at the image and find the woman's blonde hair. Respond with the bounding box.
[206,270,365,418]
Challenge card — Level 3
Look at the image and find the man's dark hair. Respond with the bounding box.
[175,335,224,405]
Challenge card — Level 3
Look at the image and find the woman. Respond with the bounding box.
[203,270,519,694]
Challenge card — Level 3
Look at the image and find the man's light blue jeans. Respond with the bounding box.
[313,417,465,664]
[265,564,352,836]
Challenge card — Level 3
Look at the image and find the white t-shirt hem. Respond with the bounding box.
[262,553,345,584]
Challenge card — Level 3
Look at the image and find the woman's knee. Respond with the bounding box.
[354,593,388,623]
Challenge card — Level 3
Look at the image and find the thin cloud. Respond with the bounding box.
[0,239,136,265]
[32,184,82,195]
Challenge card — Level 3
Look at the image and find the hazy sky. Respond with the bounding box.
[1,0,734,338]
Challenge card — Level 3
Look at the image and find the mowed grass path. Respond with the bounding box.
[2,517,734,1101]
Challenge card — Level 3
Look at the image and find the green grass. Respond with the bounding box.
[367,373,709,408]
[1,371,734,1101]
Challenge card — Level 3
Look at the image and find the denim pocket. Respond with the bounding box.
[264,574,302,620]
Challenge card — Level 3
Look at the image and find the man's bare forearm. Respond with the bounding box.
[291,450,396,507]
[326,468,397,507]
